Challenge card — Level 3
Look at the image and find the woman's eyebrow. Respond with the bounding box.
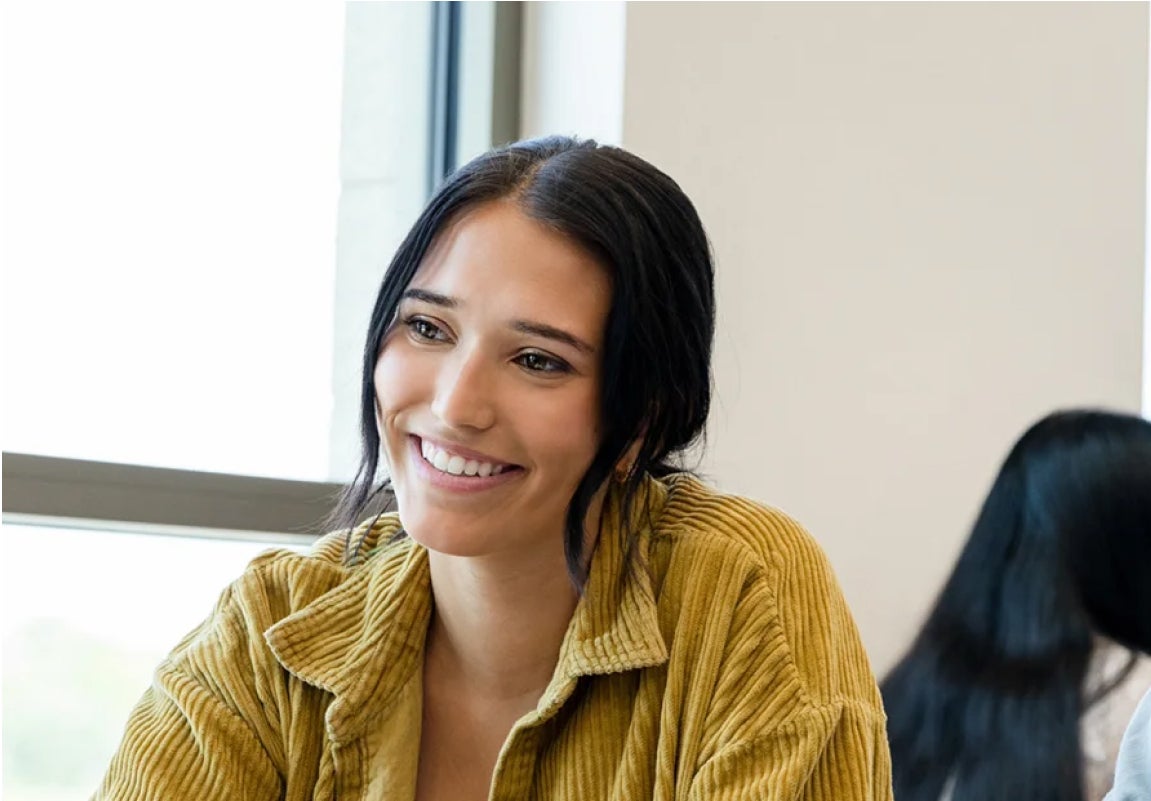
[402,288,457,308]
[511,320,595,354]
[403,288,593,353]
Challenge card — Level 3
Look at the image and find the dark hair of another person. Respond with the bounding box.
[881,409,1151,801]
[328,136,716,584]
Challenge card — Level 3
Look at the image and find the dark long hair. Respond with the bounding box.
[329,136,715,581]
[881,409,1151,801]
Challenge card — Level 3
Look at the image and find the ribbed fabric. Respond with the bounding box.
[94,474,892,800]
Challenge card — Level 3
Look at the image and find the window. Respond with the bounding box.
[2,524,309,800]
[4,1,424,482]
[3,2,522,796]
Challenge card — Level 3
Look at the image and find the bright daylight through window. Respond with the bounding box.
[3,2,440,798]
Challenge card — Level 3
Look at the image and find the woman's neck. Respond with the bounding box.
[424,541,582,705]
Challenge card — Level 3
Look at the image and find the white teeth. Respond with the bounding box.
[419,440,508,479]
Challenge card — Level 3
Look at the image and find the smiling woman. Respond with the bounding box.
[94,137,894,801]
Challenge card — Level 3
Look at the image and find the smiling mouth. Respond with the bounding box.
[418,438,521,478]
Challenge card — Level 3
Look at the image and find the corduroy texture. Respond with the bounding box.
[94,474,892,800]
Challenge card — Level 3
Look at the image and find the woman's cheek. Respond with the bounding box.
[534,386,601,462]
[373,340,409,404]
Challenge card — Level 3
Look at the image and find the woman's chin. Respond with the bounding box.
[403,522,494,558]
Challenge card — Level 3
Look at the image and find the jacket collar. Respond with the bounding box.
[265,476,671,743]
[558,475,670,677]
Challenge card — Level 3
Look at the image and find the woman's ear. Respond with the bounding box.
[614,436,645,481]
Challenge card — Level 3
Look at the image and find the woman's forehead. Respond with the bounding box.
[407,202,611,324]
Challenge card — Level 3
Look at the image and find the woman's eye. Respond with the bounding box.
[405,317,448,342]
[516,351,571,374]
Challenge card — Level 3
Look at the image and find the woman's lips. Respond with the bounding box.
[409,435,523,493]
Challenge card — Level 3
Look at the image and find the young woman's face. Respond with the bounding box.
[373,201,611,560]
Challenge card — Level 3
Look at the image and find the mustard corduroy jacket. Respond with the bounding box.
[95,474,893,800]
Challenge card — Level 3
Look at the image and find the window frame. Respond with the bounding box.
[2,1,523,543]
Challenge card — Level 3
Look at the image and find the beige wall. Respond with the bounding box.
[524,2,1149,674]
[620,2,1148,674]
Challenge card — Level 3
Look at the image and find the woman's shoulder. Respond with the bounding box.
[1086,650,1151,800]
[653,473,879,708]
[656,473,835,582]
[299,511,407,571]
[189,513,411,641]
[1106,684,1151,801]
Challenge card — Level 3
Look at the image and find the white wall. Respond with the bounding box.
[524,2,1149,674]
[521,1,626,144]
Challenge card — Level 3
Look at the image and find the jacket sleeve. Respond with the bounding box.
[686,700,891,801]
[682,502,894,801]
[93,573,285,801]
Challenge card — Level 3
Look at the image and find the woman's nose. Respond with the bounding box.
[430,349,497,431]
